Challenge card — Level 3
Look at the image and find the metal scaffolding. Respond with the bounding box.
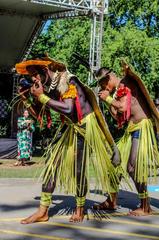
[89,1,108,83]
[23,0,108,83]
[26,0,93,11]
[22,20,46,61]
[10,0,108,136]
[12,0,108,101]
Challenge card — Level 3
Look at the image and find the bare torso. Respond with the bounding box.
[48,77,93,123]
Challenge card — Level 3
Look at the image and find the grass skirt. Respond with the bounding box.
[42,112,120,195]
[117,118,159,184]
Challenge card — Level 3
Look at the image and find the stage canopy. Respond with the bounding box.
[0,0,107,160]
[0,0,92,72]
[0,0,106,140]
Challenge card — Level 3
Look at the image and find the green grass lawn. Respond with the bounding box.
[0,157,95,178]
[0,157,43,178]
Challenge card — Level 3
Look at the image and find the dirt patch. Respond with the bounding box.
[0,158,43,169]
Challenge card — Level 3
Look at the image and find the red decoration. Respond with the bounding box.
[75,94,83,123]
[116,86,130,98]
[37,109,52,129]
[116,86,131,128]
[46,110,52,128]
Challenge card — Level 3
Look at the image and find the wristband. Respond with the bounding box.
[105,95,113,107]
[38,94,50,105]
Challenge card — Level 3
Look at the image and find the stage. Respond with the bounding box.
[0,138,17,159]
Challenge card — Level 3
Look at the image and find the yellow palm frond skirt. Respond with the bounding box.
[117,118,159,184]
[42,112,121,195]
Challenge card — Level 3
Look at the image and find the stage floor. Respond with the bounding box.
[0,138,17,159]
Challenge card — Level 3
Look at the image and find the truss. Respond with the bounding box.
[23,0,108,83]
[11,0,108,86]
[21,19,46,61]
[89,0,108,83]
[43,9,89,19]
[25,0,92,11]
[9,0,108,136]
[25,0,108,14]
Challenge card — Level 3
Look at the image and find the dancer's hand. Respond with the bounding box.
[111,145,121,167]
[98,90,109,101]
[25,120,32,124]
[31,81,43,98]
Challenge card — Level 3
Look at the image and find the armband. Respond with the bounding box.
[38,94,50,105]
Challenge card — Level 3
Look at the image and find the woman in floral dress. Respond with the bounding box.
[15,109,35,166]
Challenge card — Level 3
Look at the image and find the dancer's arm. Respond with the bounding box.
[99,90,128,113]
[31,81,74,115]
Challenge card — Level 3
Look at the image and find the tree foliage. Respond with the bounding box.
[109,0,159,37]
[30,1,159,136]
[101,0,159,96]
[31,17,91,82]
[102,22,159,95]
[31,1,159,96]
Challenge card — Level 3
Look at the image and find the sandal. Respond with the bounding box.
[93,201,116,210]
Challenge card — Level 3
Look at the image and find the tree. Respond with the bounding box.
[101,0,159,96]
[31,17,91,82]
[108,0,159,37]
[30,2,159,137]
[102,23,159,96]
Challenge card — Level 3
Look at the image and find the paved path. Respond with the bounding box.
[0,179,159,240]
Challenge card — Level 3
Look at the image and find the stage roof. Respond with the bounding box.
[0,0,91,72]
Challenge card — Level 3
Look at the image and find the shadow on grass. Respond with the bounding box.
[24,161,36,166]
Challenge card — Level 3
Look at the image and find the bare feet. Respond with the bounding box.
[13,161,26,166]
[128,198,152,216]
[69,207,84,223]
[128,206,152,216]
[21,206,49,224]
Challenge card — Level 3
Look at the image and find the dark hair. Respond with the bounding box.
[23,109,29,113]
[95,67,112,82]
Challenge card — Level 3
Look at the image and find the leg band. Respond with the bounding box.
[138,191,149,199]
[109,185,119,193]
[40,192,52,207]
[76,196,86,207]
